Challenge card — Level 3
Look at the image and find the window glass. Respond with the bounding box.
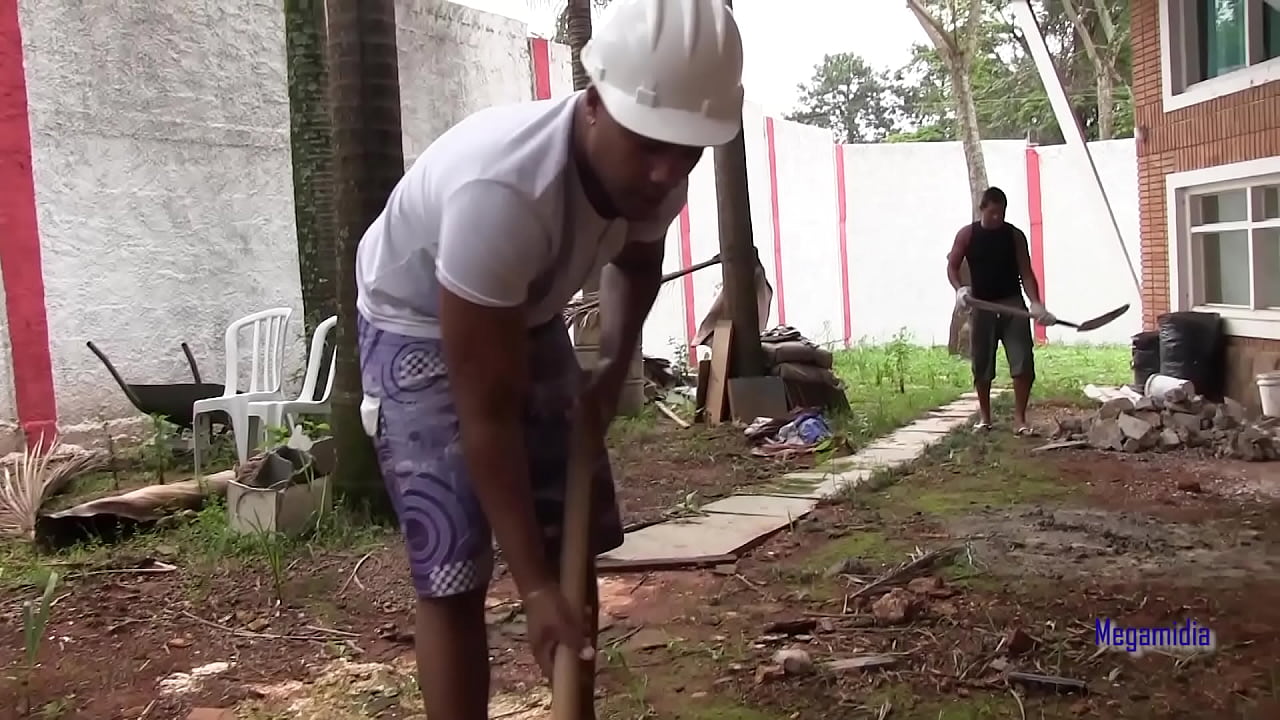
[1199,230,1251,305]
[1265,1,1280,61]
[1258,184,1280,220]
[1195,188,1249,223]
[1257,228,1280,308]
[1198,0,1247,80]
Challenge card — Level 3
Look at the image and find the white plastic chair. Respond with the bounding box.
[247,315,337,443]
[193,307,293,477]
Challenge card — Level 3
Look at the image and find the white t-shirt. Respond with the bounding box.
[355,91,690,338]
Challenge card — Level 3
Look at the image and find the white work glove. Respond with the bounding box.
[954,286,973,310]
[1030,302,1057,326]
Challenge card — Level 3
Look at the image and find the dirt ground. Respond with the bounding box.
[4,405,1280,719]
[0,418,812,719]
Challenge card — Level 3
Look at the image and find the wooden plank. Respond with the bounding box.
[705,320,733,426]
[595,553,739,573]
[693,358,711,423]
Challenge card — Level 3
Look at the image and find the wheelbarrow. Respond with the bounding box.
[86,341,227,432]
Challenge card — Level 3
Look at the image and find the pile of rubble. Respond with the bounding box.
[1052,387,1280,461]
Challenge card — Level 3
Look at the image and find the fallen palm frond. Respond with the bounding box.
[0,439,108,542]
[563,290,601,329]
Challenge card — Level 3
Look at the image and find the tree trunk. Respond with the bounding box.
[285,0,337,342]
[566,0,592,91]
[327,0,404,517]
[562,0,646,414]
[907,0,987,358]
[1096,69,1115,140]
[945,65,987,358]
[714,0,766,379]
[950,65,989,215]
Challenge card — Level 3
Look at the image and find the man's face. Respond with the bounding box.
[980,202,1006,229]
[584,92,704,221]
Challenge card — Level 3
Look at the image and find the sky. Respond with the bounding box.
[450,0,930,116]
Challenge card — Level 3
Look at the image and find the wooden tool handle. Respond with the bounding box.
[965,297,1079,329]
[550,416,599,720]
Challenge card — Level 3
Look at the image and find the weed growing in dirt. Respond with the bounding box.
[16,570,59,714]
[142,413,178,484]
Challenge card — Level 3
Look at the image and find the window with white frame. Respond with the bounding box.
[1185,177,1280,313]
[1162,0,1280,110]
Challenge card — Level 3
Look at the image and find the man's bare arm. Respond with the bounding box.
[438,291,553,596]
[1013,230,1043,305]
[593,239,664,416]
[946,225,972,290]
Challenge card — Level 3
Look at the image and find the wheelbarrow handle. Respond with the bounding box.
[181,342,204,384]
[86,341,147,411]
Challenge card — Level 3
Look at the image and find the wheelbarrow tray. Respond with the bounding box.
[129,383,227,431]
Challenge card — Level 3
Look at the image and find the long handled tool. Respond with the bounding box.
[966,297,1130,332]
[550,413,601,720]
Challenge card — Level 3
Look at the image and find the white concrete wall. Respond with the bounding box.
[840,140,1030,346]
[20,0,305,430]
[6,0,1143,437]
[13,0,570,434]
[772,119,842,346]
[397,0,534,163]
[0,271,16,451]
[1037,140,1142,345]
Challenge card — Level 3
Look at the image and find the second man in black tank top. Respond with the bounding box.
[946,186,1058,435]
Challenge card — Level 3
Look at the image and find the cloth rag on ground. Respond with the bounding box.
[746,409,834,458]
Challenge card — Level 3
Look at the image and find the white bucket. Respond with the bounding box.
[1256,371,1280,418]
[1144,373,1194,398]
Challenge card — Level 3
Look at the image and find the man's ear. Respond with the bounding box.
[584,86,602,122]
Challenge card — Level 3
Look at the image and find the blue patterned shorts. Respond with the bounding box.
[357,314,624,599]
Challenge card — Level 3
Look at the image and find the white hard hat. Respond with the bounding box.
[581,0,745,148]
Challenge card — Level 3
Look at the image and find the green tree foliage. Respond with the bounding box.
[786,53,899,143]
[789,0,1133,144]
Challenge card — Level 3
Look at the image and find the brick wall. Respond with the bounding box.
[1132,0,1280,406]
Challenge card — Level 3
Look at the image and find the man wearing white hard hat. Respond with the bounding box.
[353,0,744,715]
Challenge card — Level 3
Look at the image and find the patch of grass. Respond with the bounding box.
[1028,342,1130,401]
[831,330,971,446]
[801,529,906,574]
[0,494,394,594]
[832,333,1129,440]
[871,433,1068,516]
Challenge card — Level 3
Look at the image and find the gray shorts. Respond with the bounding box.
[969,296,1035,384]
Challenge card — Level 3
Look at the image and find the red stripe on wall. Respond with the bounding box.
[833,144,852,347]
[678,206,697,363]
[764,117,786,326]
[0,4,58,450]
[530,37,552,100]
[1024,145,1047,344]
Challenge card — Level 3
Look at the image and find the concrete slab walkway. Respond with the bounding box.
[598,393,996,567]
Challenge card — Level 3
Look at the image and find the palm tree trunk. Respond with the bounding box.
[563,0,646,414]
[327,0,404,516]
[567,0,592,91]
[284,0,337,341]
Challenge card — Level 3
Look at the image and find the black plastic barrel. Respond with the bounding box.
[1130,331,1160,390]
[1157,311,1226,400]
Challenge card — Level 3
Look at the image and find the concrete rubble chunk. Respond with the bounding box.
[1116,413,1154,442]
[1052,391,1280,461]
[1086,419,1124,451]
[1098,397,1134,420]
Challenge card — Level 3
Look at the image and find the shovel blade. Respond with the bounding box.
[1075,303,1130,332]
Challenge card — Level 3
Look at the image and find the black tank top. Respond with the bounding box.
[964,221,1023,301]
